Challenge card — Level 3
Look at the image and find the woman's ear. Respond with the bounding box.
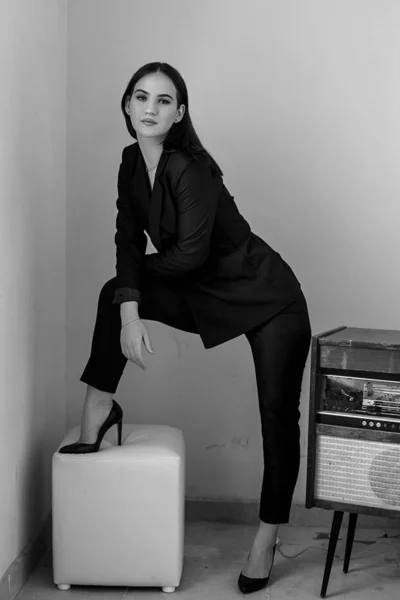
[125,97,131,115]
[175,104,185,123]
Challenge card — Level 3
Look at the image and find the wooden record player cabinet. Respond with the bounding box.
[306,326,400,597]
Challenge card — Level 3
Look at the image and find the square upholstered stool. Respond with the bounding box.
[52,423,185,593]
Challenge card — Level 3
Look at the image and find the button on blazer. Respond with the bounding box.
[113,143,303,349]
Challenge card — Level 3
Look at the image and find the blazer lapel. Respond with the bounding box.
[148,150,170,251]
[128,144,149,221]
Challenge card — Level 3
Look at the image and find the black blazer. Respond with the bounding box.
[113,143,302,349]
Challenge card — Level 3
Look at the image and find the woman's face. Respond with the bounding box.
[125,72,185,141]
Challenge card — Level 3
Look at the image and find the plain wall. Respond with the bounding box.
[0,0,67,578]
[66,0,400,505]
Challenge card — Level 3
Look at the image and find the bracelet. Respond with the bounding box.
[121,318,141,328]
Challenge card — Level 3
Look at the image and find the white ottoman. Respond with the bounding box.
[52,423,185,593]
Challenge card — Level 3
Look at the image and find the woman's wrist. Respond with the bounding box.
[120,300,139,321]
[121,317,141,328]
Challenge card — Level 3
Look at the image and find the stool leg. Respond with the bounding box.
[57,584,71,590]
[320,510,343,598]
[162,586,176,593]
[343,512,358,574]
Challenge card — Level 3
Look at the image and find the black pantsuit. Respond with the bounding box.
[80,274,311,524]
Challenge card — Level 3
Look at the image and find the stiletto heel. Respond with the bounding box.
[59,400,124,454]
[237,541,277,595]
[117,419,122,446]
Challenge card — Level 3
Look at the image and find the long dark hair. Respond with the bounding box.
[121,62,223,176]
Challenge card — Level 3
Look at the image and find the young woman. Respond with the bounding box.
[59,62,312,595]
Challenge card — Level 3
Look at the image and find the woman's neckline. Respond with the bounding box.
[137,144,164,196]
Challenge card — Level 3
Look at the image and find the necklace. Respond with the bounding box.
[146,163,159,173]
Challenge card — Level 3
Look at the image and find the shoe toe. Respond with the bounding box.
[58,442,94,454]
[238,573,268,594]
[58,444,78,454]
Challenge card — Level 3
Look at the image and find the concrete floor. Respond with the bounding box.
[16,521,400,599]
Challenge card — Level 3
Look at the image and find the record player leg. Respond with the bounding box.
[343,512,358,574]
[320,510,343,598]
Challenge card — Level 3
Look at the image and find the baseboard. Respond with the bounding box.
[0,514,52,600]
[1,500,397,600]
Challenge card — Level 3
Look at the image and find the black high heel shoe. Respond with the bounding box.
[237,542,277,595]
[58,399,123,454]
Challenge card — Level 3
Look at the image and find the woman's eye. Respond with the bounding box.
[134,95,170,105]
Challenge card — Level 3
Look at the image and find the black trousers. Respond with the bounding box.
[80,275,312,524]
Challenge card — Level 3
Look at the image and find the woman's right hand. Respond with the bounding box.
[120,319,153,371]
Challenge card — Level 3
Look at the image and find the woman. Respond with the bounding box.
[59,62,312,595]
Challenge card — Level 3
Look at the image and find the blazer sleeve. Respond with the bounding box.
[112,147,147,305]
[145,158,221,278]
